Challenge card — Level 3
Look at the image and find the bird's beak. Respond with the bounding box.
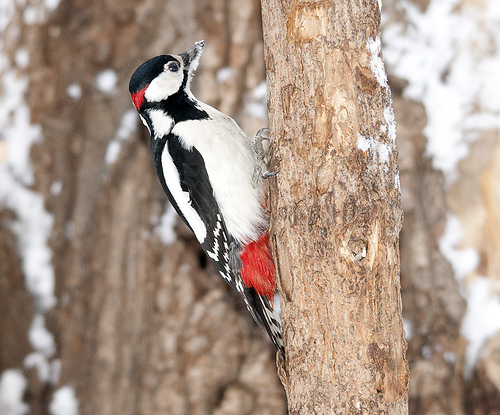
[180,40,205,70]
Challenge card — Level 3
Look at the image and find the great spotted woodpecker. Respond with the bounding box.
[129,41,283,354]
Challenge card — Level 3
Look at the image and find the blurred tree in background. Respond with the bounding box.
[0,0,499,414]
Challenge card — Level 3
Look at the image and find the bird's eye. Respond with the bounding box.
[168,62,179,72]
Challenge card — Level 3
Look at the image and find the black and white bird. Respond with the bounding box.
[129,40,283,354]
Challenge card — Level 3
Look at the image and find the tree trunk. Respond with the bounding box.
[261,0,409,413]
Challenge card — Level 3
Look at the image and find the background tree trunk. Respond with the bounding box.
[1,0,500,414]
[261,0,408,413]
[0,1,286,414]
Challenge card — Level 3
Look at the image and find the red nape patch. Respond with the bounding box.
[240,232,276,301]
[131,84,148,110]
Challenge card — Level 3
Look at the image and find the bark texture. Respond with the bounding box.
[261,0,409,413]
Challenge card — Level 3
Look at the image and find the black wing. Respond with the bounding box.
[155,132,237,288]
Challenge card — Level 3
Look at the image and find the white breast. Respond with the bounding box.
[172,104,266,244]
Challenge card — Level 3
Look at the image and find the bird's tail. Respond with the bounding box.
[244,287,284,356]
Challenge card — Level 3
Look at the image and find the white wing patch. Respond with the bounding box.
[160,148,207,243]
[205,214,232,283]
[148,109,174,139]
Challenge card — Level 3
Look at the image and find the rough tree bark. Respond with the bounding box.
[261,0,409,413]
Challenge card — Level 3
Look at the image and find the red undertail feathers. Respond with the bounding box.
[240,232,276,301]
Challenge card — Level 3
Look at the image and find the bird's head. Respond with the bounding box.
[129,40,205,112]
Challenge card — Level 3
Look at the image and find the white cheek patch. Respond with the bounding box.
[148,109,173,139]
[144,70,183,102]
[161,147,207,243]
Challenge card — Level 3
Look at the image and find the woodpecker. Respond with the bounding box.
[129,41,283,354]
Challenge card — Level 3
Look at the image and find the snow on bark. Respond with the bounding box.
[104,109,138,166]
[0,370,29,415]
[49,386,79,415]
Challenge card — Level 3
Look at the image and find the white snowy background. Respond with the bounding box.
[383,0,500,378]
[1,0,500,413]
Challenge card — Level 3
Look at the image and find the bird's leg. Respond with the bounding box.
[253,128,278,185]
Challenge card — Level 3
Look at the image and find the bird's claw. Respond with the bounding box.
[253,128,278,184]
[255,128,271,141]
[253,128,270,160]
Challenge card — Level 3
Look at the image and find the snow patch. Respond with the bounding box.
[0,1,15,32]
[154,202,177,245]
[251,81,267,102]
[216,67,235,83]
[357,134,371,152]
[436,213,500,376]
[21,0,60,23]
[1,70,42,185]
[0,67,56,314]
[367,36,389,89]
[383,0,500,181]
[461,277,500,378]
[403,318,413,340]
[49,386,79,415]
[66,83,82,100]
[384,105,396,144]
[24,353,60,384]
[0,370,29,415]
[95,69,118,96]
[44,0,61,12]
[50,180,62,196]
[357,133,391,166]
[438,213,479,283]
[104,109,138,166]
[28,314,56,357]
[14,49,29,69]
[23,6,45,24]
[244,81,268,121]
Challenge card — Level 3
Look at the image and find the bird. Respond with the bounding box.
[129,40,284,354]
